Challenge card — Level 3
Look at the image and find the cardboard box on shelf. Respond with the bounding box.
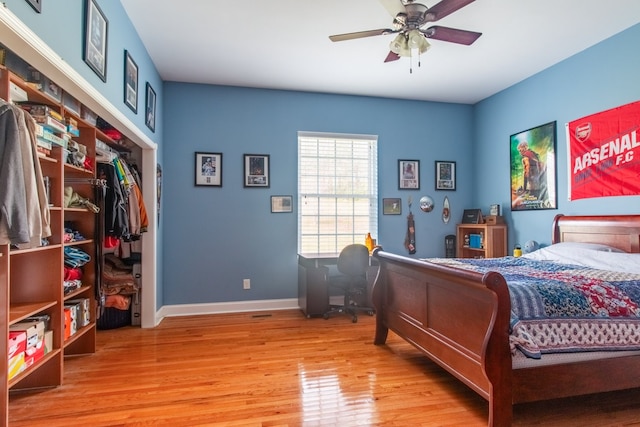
[8,352,26,381]
[26,69,62,103]
[81,105,97,126]
[9,320,45,349]
[44,330,54,354]
[9,81,28,102]
[64,308,72,340]
[485,215,504,225]
[68,298,90,327]
[62,92,81,116]
[23,339,45,369]
[8,331,26,359]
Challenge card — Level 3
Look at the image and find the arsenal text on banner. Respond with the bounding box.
[566,100,640,201]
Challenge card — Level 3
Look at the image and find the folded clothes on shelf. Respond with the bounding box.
[64,247,91,268]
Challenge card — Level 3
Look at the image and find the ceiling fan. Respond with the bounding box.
[329,0,482,67]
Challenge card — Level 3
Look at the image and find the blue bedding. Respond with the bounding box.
[423,256,640,358]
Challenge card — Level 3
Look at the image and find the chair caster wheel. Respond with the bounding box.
[323,313,329,320]
[352,316,358,323]
[367,311,374,316]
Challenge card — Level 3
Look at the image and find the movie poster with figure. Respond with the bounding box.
[510,121,557,211]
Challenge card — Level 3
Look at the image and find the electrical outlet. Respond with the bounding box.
[243,279,250,290]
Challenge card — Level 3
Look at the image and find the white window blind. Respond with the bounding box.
[298,132,378,254]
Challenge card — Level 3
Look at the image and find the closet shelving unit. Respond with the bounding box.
[0,65,128,422]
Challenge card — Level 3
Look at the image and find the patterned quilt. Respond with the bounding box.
[422,257,640,358]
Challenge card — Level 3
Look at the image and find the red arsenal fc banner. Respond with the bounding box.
[567,100,640,200]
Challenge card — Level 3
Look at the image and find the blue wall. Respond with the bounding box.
[3,0,165,308]
[5,1,639,309]
[3,0,163,143]
[162,85,474,304]
[474,24,640,248]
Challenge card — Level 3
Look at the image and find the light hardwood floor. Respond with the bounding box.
[9,310,640,426]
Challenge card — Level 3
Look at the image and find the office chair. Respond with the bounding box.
[323,244,375,323]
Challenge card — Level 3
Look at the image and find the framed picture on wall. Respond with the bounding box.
[435,161,456,191]
[123,50,138,113]
[83,0,108,82]
[145,82,156,132]
[383,198,402,215]
[398,159,419,190]
[25,0,41,13]
[271,195,293,213]
[510,121,557,211]
[195,152,222,187]
[244,154,270,188]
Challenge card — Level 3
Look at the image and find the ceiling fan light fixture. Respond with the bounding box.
[389,33,409,55]
[418,37,431,54]
[407,29,423,49]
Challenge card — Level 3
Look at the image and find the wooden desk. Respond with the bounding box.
[297,253,378,318]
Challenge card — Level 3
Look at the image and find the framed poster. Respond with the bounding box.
[123,50,138,113]
[83,0,108,82]
[383,198,402,215]
[398,159,419,190]
[271,195,293,213]
[145,82,156,132]
[25,0,41,13]
[435,161,456,190]
[510,121,557,211]
[195,152,222,187]
[244,154,270,188]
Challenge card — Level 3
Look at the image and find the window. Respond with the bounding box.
[298,132,378,254]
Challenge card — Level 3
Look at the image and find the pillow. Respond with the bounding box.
[522,242,640,274]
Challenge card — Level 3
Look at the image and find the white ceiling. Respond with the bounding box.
[121,0,640,104]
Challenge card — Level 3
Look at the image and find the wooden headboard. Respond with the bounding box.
[552,214,640,253]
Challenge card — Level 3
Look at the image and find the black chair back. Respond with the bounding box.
[336,244,369,278]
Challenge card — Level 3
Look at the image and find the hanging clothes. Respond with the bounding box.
[0,101,29,244]
[0,100,50,246]
[98,161,130,240]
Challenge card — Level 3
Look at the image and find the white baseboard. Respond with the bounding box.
[155,298,300,323]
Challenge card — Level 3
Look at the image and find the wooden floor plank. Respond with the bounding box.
[8,310,640,426]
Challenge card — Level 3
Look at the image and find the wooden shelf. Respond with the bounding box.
[64,239,95,247]
[9,301,58,325]
[8,350,62,389]
[8,244,62,256]
[64,285,92,301]
[63,323,95,348]
[456,223,508,258]
[1,61,98,412]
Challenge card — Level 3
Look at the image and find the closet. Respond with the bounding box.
[95,141,146,330]
[0,45,146,424]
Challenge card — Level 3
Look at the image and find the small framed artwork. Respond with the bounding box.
[244,154,270,188]
[195,152,222,187]
[83,0,108,82]
[145,82,156,132]
[123,50,138,113]
[510,121,557,211]
[435,161,456,191]
[489,204,501,216]
[398,159,419,190]
[25,0,41,13]
[271,195,293,213]
[383,198,402,215]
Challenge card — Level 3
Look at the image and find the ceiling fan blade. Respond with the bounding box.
[424,26,481,45]
[384,51,400,62]
[329,28,393,42]
[378,0,405,18]
[425,0,476,22]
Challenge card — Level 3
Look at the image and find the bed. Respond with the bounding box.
[371,214,640,426]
